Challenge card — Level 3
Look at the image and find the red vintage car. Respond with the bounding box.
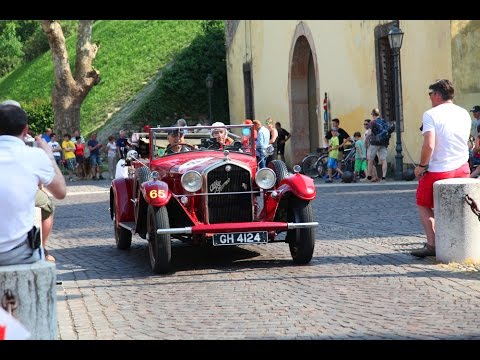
[109,123,318,273]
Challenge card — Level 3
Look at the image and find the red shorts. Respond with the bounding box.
[416,163,470,208]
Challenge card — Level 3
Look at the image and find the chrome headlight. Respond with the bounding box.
[181,170,203,192]
[255,168,276,189]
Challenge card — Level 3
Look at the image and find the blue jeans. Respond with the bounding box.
[90,153,102,167]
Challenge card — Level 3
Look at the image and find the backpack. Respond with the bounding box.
[370,118,395,146]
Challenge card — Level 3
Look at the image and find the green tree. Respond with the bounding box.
[41,20,100,136]
[0,22,24,77]
[130,21,229,126]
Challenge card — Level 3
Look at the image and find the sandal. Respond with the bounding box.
[44,249,56,263]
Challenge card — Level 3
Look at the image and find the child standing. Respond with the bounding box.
[353,131,366,180]
[62,133,77,182]
[75,136,86,179]
[325,128,343,183]
[48,133,62,167]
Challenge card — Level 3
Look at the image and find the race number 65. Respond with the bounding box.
[149,189,166,199]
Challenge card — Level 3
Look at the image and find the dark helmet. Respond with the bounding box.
[342,171,354,183]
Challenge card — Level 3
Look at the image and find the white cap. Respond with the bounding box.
[0,99,21,108]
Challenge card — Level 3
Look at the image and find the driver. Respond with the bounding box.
[211,121,233,148]
[165,127,191,154]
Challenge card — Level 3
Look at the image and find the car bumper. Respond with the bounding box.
[156,221,318,235]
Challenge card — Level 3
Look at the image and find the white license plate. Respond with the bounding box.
[213,231,268,246]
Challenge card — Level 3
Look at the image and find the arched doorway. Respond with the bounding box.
[289,27,319,166]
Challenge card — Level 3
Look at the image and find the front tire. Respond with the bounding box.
[286,199,315,264]
[112,196,132,249]
[147,205,172,274]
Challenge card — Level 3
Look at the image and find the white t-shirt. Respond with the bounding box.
[48,140,62,158]
[422,102,470,172]
[106,142,117,158]
[0,136,55,252]
[115,159,128,179]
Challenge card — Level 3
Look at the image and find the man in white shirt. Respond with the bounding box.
[411,79,470,258]
[253,120,270,168]
[0,104,66,265]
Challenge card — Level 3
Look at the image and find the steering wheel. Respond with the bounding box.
[164,143,195,154]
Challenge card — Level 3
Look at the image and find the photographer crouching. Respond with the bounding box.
[0,102,66,266]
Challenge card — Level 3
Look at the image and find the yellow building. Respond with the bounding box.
[226,20,478,169]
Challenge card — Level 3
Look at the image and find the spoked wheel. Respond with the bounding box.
[134,167,151,237]
[267,160,289,187]
[112,197,132,250]
[301,154,320,178]
[147,205,172,274]
[316,156,327,179]
[316,156,337,179]
[286,199,315,264]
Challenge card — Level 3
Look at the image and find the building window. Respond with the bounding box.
[374,21,403,130]
[243,62,254,120]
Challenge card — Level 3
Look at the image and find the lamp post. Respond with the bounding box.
[205,73,214,124]
[388,25,404,181]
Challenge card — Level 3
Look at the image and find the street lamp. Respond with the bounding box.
[388,25,404,181]
[205,73,214,124]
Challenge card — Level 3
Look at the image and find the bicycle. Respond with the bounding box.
[300,147,328,178]
[316,143,357,179]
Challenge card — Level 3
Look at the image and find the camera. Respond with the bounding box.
[201,137,220,149]
[24,135,35,147]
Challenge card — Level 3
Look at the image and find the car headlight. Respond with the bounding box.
[181,170,203,192]
[255,168,276,189]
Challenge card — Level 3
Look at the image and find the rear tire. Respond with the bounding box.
[316,155,328,178]
[147,205,172,274]
[287,199,315,264]
[112,197,132,250]
[301,154,320,178]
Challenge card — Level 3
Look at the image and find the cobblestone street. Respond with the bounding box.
[49,179,480,339]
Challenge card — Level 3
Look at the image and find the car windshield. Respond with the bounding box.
[144,123,256,159]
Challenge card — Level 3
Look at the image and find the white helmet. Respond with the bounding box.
[126,149,138,161]
[211,121,227,136]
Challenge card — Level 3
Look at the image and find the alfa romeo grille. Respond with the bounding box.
[206,164,252,223]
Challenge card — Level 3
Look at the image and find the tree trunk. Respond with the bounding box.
[52,86,82,136]
[41,20,100,136]
[0,262,57,340]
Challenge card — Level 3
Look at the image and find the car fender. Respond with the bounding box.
[279,173,316,201]
[261,174,315,220]
[111,178,135,223]
[141,180,172,207]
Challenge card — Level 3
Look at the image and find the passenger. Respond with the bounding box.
[211,122,233,148]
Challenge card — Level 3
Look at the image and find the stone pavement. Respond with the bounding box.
[47,177,480,339]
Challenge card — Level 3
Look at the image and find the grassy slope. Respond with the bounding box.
[0,20,204,134]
